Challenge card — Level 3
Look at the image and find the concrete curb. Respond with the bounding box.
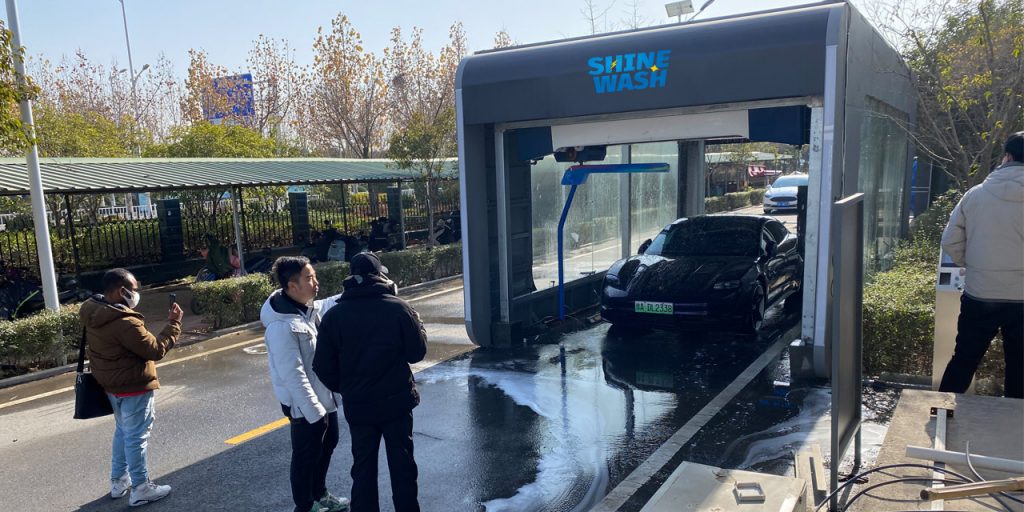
[0,364,77,389]
[397,273,464,295]
[0,274,464,390]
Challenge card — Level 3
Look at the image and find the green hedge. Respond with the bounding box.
[704,188,765,214]
[863,266,935,375]
[0,304,82,367]
[861,190,1005,394]
[191,244,463,329]
[190,274,277,329]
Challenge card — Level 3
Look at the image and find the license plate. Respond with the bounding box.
[634,301,673,314]
[777,201,791,206]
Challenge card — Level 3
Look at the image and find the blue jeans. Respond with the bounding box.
[107,391,155,485]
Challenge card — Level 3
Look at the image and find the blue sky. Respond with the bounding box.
[5,0,820,75]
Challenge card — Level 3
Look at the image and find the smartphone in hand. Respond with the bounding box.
[169,293,177,308]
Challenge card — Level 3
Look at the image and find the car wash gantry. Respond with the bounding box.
[453,1,915,384]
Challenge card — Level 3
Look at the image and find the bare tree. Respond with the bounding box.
[621,0,649,29]
[247,35,303,140]
[581,0,617,34]
[28,50,180,152]
[309,14,390,158]
[384,26,438,130]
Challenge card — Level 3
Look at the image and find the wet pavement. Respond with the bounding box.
[448,320,797,511]
[0,274,818,511]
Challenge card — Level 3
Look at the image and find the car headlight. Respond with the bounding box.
[713,280,741,290]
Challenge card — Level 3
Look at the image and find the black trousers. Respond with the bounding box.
[283,405,340,512]
[348,411,419,512]
[939,295,1023,399]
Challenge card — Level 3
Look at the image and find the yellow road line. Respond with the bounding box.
[0,338,263,411]
[224,417,290,445]
[224,346,474,445]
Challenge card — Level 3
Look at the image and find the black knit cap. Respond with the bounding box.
[350,252,388,276]
[1006,131,1023,162]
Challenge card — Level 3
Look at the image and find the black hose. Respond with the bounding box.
[839,477,971,512]
[814,463,976,511]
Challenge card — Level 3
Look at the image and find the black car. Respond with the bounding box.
[600,215,802,333]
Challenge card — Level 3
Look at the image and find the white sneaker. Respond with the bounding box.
[129,481,171,507]
[110,473,131,499]
[319,492,351,511]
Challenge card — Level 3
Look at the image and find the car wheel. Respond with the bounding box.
[745,283,766,334]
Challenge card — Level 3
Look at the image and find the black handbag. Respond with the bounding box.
[73,328,113,420]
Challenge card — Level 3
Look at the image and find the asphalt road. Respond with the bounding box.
[0,274,800,511]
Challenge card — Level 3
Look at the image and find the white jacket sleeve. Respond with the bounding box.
[266,322,326,423]
[941,195,969,267]
[314,292,344,318]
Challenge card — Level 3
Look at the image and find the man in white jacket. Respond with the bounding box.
[262,256,351,512]
[939,131,1024,399]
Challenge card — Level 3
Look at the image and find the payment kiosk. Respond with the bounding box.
[931,251,971,391]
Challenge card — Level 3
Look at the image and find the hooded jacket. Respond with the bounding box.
[313,274,427,425]
[79,296,181,395]
[260,289,343,423]
[941,161,1024,302]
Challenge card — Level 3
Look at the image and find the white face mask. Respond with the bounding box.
[122,289,141,309]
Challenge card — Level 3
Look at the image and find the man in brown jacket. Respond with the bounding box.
[79,268,182,507]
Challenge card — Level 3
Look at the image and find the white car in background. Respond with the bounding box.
[762,174,809,214]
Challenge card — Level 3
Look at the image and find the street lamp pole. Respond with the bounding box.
[4,0,60,310]
[118,0,142,157]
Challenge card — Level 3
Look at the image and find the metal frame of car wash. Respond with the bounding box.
[455,1,915,371]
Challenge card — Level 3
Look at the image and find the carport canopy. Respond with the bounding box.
[0,157,455,196]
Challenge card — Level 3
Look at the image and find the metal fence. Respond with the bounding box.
[0,182,459,277]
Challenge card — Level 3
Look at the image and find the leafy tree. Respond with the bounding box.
[493,29,516,49]
[181,49,233,126]
[0,21,40,155]
[388,107,457,246]
[878,0,1024,189]
[31,104,144,228]
[146,122,276,158]
[34,103,139,158]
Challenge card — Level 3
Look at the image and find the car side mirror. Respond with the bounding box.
[764,240,778,258]
[638,239,652,255]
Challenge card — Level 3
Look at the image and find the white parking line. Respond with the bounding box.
[591,333,794,511]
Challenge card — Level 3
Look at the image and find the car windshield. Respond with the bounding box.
[771,175,807,188]
[646,219,760,257]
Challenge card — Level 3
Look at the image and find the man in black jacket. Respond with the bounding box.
[313,252,427,512]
